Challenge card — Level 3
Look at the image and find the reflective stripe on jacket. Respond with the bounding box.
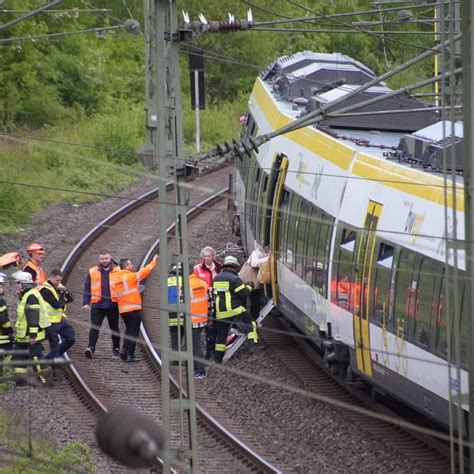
[23,260,46,285]
[111,260,157,314]
[15,288,50,341]
[213,270,252,319]
[39,282,63,323]
[167,275,209,326]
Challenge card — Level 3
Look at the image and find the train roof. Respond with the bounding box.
[259,51,464,175]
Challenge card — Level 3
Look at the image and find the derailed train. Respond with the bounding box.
[234,51,466,430]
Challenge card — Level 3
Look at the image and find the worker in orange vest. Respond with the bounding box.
[23,243,46,285]
[83,252,121,359]
[111,255,158,363]
[167,263,209,378]
[189,267,209,379]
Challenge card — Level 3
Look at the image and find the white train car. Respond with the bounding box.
[235,51,467,430]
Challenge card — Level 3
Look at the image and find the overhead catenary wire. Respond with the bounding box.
[0,24,124,43]
[0,130,466,191]
[0,0,66,32]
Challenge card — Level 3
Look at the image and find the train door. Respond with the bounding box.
[269,154,289,304]
[353,200,383,377]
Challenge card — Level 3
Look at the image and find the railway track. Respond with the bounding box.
[263,315,456,473]
[60,167,281,472]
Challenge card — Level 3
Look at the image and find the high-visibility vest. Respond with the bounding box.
[189,275,208,326]
[168,275,183,327]
[15,288,50,341]
[111,260,156,314]
[89,266,119,304]
[23,260,46,285]
[40,282,63,324]
[167,275,209,327]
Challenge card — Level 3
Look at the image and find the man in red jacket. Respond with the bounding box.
[193,246,222,361]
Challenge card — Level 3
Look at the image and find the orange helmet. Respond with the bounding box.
[0,252,21,269]
[27,242,45,255]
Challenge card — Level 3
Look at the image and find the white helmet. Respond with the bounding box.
[12,270,34,285]
[0,272,7,284]
[223,255,240,268]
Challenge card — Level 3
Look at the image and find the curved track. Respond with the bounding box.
[59,168,281,472]
[264,315,455,473]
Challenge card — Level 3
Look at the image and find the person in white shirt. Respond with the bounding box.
[248,244,270,320]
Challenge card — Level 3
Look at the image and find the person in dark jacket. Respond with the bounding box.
[83,251,120,358]
[0,272,14,377]
[213,256,257,363]
[39,269,75,369]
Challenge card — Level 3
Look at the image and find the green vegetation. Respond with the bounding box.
[0,0,434,232]
[0,411,95,473]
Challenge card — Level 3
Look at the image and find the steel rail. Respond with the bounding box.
[58,183,278,472]
[139,188,282,474]
[59,185,174,471]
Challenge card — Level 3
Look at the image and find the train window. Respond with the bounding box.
[372,243,394,328]
[295,200,309,278]
[277,189,291,262]
[250,166,262,236]
[333,228,356,309]
[436,277,447,357]
[314,212,333,296]
[257,174,269,243]
[304,208,320,286]
[459,276,468,366]
[285,195,301,268]
[393,249,416,339]
[316,212,331,269]
[414,258,438,348]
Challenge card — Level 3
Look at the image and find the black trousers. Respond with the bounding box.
[121,310,142,358]
[206,308,216,359]
[88,306,120,350]
[0,341,12,377]
[249,288,262,321]
[170,325,206,374]
[46,320,76,358]
[13,340,45,384]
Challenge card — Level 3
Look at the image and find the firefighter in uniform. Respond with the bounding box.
[213,256,258,363]
[39,270,75,379]
[23,242,47,285]
[11,271,52,387]
[0,272,14,377]
[110,256,157,362]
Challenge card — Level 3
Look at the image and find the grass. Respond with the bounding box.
[0,96,247,234]
[0,409,96,473]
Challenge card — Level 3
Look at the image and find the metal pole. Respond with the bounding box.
[142,0,157,169]
[152,0,198,471]
[461,1,474,471]
[194,70,201,153]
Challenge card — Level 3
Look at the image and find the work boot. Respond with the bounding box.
[84,347,94,359]
[119,352,128,362]
[37,367,54,387]
[112,347,120,358]
[246,339,266,353]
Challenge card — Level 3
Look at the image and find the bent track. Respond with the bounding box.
[60,167,280,472]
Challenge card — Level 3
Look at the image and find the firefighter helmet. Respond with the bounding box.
[223,255,240,268]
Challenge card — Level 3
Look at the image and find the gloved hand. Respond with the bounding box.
[8,329,14,343]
